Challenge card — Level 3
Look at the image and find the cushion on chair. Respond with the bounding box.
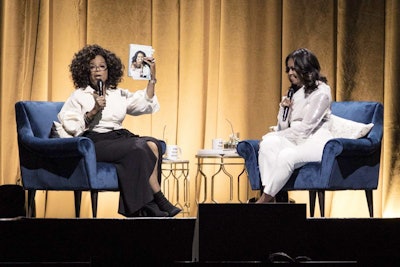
[93,162,120,190]
[51,121,73,138]
[330,115,374,139]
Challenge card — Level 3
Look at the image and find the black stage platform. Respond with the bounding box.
[1,204,400,266]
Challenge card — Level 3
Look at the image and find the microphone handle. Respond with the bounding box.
[97,80,103,96]
[282,87,295,121]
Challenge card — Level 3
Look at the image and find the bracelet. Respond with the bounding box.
[84,112,94,125]
[149,79,157,84]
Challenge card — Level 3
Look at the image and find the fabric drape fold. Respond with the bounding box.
[1,0,399,218]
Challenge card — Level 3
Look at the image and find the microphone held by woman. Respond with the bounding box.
[97,79,103,96]
[282,87,295,121]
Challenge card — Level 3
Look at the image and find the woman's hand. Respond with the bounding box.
[144,57,157,99]
[143,57,156,78]
[280,96,293,108]
[93,92,106,113]
[84,92,106,124]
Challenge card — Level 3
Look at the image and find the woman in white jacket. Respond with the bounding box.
[257,48,333,203]
[56,44,180,217]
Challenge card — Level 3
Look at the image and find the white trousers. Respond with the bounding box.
[258,129,332,196]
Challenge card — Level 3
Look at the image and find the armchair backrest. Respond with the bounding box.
[15,101,63,139]
[331,101,383,144]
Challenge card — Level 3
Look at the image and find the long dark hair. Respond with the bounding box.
[131,50,149,68]
[70,44,124,89]
[285,48,327,94]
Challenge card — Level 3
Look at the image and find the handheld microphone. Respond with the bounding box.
[282,87,295,121]
[97,80,103,96]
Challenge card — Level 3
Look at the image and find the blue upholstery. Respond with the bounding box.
[237,101,383,217]
[15,101,166,217]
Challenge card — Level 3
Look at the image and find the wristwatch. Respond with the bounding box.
[149,79,157,84]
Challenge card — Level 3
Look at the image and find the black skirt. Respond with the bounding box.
[83,129,162,216]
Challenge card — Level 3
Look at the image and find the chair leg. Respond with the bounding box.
[91,191,98,218]
[74,191,82,218]
[27,190,36,218]
[365,190,374,217]
[317,190,325,217]
[309,191,317,217]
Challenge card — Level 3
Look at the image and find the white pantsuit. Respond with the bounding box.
[259,82,333,197]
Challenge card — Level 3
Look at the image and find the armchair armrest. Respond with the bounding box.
[323,137,381,158]
[18,135,98,186]
[18,135,96,159]
[319,137,382,188]
[236,140,261,190]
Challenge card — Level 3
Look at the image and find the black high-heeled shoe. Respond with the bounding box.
[153,191,181,217]
[247,197,258,203]
[142,201,169,217]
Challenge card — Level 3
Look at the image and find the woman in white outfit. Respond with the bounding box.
[257,48,333,203]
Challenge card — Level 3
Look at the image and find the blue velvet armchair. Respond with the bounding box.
[15,101,166,218]
[237,101,383,217]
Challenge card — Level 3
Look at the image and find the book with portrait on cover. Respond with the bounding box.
[128,44,154,80]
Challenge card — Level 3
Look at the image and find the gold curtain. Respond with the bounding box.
[1,0,399,218]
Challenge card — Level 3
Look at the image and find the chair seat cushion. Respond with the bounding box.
[283,162,321,190]
[92,162,119,190]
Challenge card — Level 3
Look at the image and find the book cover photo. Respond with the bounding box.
[128,44,154,80]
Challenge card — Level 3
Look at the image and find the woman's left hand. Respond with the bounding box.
[144,57,156,79]
[144,57,156,68]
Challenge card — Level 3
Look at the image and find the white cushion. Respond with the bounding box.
[330,115,374,139]
[50,121,73,138]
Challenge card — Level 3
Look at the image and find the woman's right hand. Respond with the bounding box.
[280,96,292,108]
[93,92,106,112]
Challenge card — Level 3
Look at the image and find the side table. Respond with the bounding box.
[161,159,190,216]
[195,150,249,204]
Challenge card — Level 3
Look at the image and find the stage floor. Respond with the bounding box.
[1,204,399,265]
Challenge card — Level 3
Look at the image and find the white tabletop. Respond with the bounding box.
[162,158,189,163]
[196,149,239,157]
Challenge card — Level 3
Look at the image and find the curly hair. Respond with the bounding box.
[69,44,124,89]
[285,48,327,94]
